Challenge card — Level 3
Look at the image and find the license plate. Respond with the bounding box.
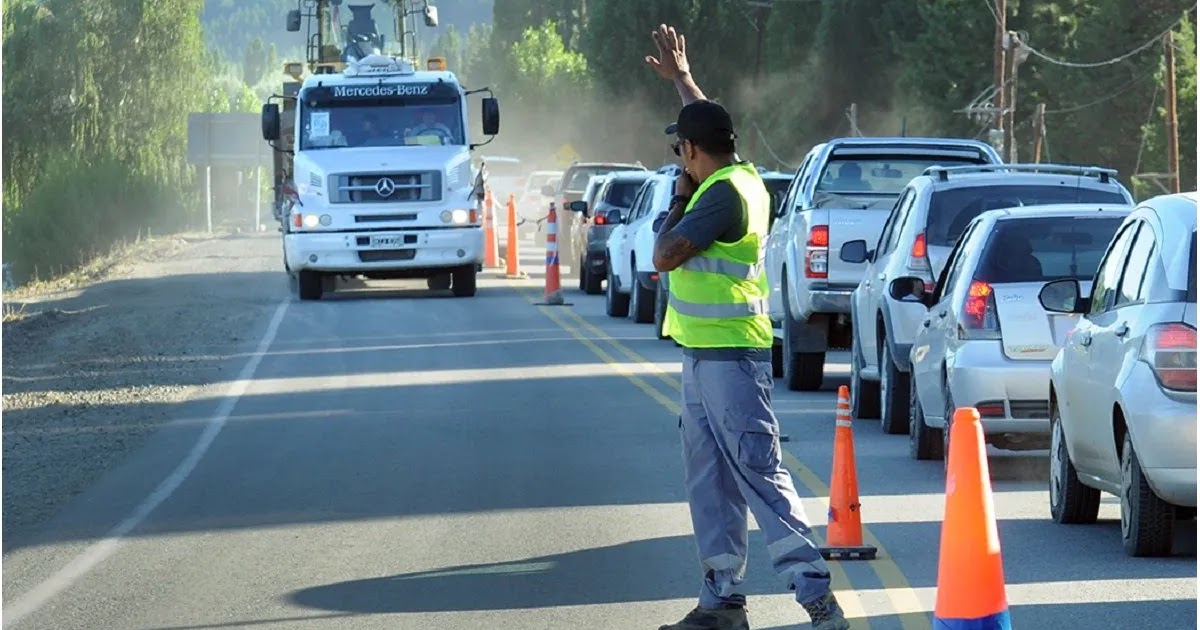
[369,235,402,248]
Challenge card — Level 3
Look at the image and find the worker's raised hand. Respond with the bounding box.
[645,24,690,81]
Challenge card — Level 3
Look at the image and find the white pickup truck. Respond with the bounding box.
[765,137,1003,390]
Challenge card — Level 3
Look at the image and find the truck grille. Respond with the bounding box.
[332,171,442,203]
[358,249,417,263]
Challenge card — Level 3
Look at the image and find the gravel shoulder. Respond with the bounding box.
[2,231,286,548]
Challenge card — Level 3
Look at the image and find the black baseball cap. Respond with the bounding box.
[665,100,737,152]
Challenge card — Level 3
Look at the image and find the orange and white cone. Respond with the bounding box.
[483,188,499,268]
[820,385,878,560]
[504,194,524,279]
[540,202,566,305]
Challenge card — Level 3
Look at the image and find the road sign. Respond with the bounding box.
[187,112,271,167]
[554,143,579,167]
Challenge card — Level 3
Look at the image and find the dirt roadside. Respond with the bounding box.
[2,231,286,546]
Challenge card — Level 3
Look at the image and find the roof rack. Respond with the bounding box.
[922,163,1119,184]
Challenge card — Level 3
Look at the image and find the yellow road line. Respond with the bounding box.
[523,289,929,630]
[524,296,869,627]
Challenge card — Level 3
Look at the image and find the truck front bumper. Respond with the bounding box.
[285,228,483,274]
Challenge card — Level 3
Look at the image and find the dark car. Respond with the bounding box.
[545,161,647,269]
[568,172,653,294]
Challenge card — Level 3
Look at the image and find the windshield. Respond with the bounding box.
[815,157,983,196]
[603,180,644,208]
[300,97,465,150]
[975,216,1125,283]
[926,185,1129,246]
[566,166,642,191]
[526,173,558,192]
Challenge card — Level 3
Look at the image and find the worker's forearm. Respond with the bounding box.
[674,72,706,105]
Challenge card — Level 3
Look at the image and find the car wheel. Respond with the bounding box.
[879,342,909,434]
[605,262,629,317]
[850,333,880,420]
[578,256,586,291]
[1120,433,1175,557]
[1049,404,1101,524]
[909,373,943,460]
[943,387,955,472]
[654,279,670,340]
[630,262,655,323]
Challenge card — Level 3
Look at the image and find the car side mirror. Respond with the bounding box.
[1039,278,1088,314]
[541,184,556,197]
[889,276,932,306]
[606,209,625,224]
[286,10,302,32]
[568,200,587,213]
[839,239,871,264]
[261,103,281,141]
[652,211,668,232]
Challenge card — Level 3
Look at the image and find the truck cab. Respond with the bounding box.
[262,54,499,300]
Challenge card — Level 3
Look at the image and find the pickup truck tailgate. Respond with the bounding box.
[825,207,892,285]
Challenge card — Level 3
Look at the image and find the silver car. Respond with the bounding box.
[892,203,1132,461]
[1041,192,1197,557]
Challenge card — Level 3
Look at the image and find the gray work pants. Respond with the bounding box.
[679,355,832,608]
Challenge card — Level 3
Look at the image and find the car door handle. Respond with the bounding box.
[877,273,886,281]
[1080,334,1092,347]
[922,320,931,328]
[1115,323,1129,337]
[937,310,947,318]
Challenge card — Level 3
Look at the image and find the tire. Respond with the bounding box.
[451,265,477,297]
[629,263,655,323]
[781,280,824,391]
[850,333,881,420]
[1120,432,1175,557]
[578,256,586,291]
[1049,405,1101,524]
[771,343,784,378]
[879,342,910,434]
[909,374,943,460]
[582,257,604,294]
[943,387,955,472]
[605,262,630,317]
[297,270,324,301]
[427,274,452,291]
[654,279,670,340]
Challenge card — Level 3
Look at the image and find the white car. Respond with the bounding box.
[1041,192,1197,557]
[895,203,1132,461]
[605,174,673,323]
[519,169,562,218]
[843,164,1134,434]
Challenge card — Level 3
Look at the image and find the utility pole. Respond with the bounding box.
[1032,103,1046,163]
[1003,31,1021,162]
[846,103,861,136]
[1164,30,1181,194]
[992,0,1007,149]
[747,0,773,160]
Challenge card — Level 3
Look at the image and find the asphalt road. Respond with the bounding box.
[3,234,1195,629]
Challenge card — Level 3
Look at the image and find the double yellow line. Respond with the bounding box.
[520,288,930,630]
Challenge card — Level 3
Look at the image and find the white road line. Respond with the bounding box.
[3,300,290,629]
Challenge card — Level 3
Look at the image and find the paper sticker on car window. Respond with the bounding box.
[310,112,330,137]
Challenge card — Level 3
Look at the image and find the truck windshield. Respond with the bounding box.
[815,157,981,196]
[300,97,465,149]
[925,184,1129,246]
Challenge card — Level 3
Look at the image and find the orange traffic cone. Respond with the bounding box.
[535,202,570,306]
[933,407,1011,629]
[820,385,877,561]
[483,188,499,268]
[504,194,524,279]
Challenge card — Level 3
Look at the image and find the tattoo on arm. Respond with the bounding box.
[653,230,702,272]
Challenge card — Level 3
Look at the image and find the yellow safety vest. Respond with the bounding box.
[664,162,773,349]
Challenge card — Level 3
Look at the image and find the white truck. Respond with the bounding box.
[261,53,499,300]
[765,137,1003,390]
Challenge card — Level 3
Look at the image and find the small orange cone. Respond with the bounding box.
[483,188,499,268]
[504,194,524,279]
[820,385,877,561]
[535,202,571,306]
[933,407,1011,629]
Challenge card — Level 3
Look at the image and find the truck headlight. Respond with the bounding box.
[303,214,320,227]
[441,209,472,225]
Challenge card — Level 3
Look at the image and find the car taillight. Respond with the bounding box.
[959,280,1001,340]
[908,232,934,291]
[594,213,606,225]
[805,225,829,279]
[1142,322,1197,391]
[976,400,1006,417]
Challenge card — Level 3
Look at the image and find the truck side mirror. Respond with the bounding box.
[261,103,281,141]
[481,97,500,136]
[286,10,302,32]
[423,5,439,27]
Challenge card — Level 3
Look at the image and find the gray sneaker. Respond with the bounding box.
[801,592,850,630]
[657,605,749,630]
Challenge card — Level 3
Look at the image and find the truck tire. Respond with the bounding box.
[451,265,477,297]
[297,270,324,301]
[781,280,824,391]
[629,262,655,323]
[428,274,452,291]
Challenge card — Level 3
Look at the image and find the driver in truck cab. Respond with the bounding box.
[405,107,454,145]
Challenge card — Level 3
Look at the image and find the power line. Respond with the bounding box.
[1043,74,1155,114]
[1019,13,1189,69]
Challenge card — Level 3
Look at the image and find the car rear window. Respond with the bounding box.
[925,185,1128,246]
[764,177,790,209]
[603,181,644,208]
[566,166,641,190]
[815,156,985,196]
[974,215,1126,284]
